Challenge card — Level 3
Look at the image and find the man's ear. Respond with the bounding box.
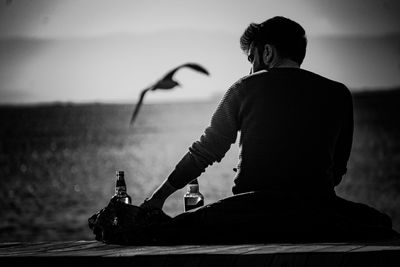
[263,44,274,65]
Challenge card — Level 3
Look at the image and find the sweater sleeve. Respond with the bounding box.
[167,79,243,189]
[332,85,354,186]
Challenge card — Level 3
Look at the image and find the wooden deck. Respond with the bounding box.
[0,240,400,266]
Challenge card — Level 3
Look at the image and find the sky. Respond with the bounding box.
[0,0,400,104]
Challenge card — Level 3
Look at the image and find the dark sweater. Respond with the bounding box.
[168,68,353,197]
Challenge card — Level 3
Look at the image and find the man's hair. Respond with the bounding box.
[240,16,307,65]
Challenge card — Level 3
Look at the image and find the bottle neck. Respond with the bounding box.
[116,178,126,187]
[188,185,199,193]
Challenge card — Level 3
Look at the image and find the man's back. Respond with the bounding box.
[138,16,396,244]
[233,68,353,197]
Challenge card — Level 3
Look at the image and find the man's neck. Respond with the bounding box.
[271,58,300,69]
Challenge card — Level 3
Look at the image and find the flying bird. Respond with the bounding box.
[130,63,210,127]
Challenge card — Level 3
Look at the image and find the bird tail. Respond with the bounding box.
[130,87,152,127]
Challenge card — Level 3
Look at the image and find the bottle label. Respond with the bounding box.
[117,196,131,205]
[115,186,127,195]
[113,171,132,205]
[113,194,132,205]
[184,197,204,211]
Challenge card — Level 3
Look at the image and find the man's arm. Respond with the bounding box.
[140,79,244,210]
[332,86,354,186]
[140,179,178,210]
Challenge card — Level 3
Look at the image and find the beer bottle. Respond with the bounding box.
[183,179,204,212]
[113,170,132,204]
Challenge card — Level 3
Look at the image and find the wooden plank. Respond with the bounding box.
[351,245,400,252]
[106,244,251,257]
[207,244,274,255]
[311,243,366,253]
[0,240,399,267]
[37,240,104,252]
[106,244,263,257]
[0,241,106,257]
[0,242,22,249]
[0,241,77,256]
[349,239,400,253]
[39,242,127,257]
[40,241,114,254]
[266,243,336,253]
[107,245,205,256]
[167,244,260,255]
[243,243,331,254]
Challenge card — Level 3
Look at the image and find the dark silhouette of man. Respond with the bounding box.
[140,16,396,244]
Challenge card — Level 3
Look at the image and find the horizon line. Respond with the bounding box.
[1,86,400,108]
[1,29,400,42]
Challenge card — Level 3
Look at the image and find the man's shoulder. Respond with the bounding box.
[299,69,352,99]
[232,71,268,91]
[229,68,351,98]
[240,70,268,83]
[225,73,258,95]
[241,68,345,87]
[301,68,348,90]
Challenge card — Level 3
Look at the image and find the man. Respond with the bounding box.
[140,16,395,243]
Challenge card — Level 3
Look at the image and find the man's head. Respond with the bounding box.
[240,16,307,73]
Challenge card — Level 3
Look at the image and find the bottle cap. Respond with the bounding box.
[189,179,199,185]
[116,171,124,177]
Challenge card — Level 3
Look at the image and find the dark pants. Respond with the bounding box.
[148,191,397,244]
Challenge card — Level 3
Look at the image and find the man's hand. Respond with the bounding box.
[139,179,178,211]
[140,197,165,211]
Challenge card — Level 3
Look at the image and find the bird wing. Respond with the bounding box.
[130,87,152,126]
[180,63,210,76]
[161,66,181,81]
[161,63,210,81]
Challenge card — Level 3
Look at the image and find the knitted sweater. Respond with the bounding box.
[167,68,353,197]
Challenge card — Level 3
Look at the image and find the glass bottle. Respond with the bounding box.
[113,170,132,204]
[183,179,204,212]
